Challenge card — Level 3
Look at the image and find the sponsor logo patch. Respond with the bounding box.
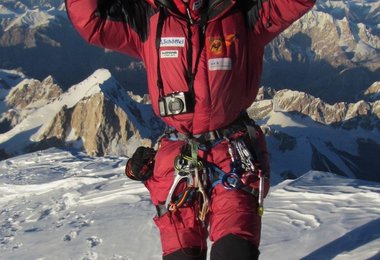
[206,34,239,58]
[160,50,179,58]
[207,38,225,57]
[208,58,232,71]
[160,37,185,47]
[225,34,239,47]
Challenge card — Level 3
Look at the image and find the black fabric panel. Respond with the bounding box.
[163,248,207,260]
[96,0,156,41]
[155,0,182,16]
[238,0,268,29]
[210,234,260,260]
[207,0,233,20]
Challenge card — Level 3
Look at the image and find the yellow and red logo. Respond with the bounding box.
[207,34,239,57]
[225,34,239,47]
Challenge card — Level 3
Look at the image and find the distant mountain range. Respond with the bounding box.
[264,0,380,102]
[0,0,147,94]
[251,84,380,183]
[1,69,379,183]
[1,0,379,101]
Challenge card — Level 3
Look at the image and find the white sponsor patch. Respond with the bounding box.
[160,37,185,47]
[160,50,179,58]
[208,58,232,71]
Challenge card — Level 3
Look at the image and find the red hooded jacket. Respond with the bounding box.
[65,0,316,135]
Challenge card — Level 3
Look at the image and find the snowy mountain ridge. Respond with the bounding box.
[0,69,105,145]
[0,69,163,158]
[2,8,57,32]
[315,0,380,27]
[254,87,380,128]
[281,9,380,69]
[266,1,380,102]
[249,86,380,183]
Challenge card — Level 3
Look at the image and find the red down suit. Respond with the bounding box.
[66,0,316,256]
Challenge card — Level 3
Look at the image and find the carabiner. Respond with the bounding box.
[165,170,193,210]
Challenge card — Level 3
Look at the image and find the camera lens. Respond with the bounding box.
[168,97,184,114]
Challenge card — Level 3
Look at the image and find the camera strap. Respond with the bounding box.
[155,5,208,101]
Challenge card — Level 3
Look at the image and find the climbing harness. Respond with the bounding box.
[163,113,270,219]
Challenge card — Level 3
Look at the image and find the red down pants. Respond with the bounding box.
[144,128,270,257]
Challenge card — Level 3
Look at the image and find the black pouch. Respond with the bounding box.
[125,146,156,182]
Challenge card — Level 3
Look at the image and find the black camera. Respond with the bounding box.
[158,91,194,117]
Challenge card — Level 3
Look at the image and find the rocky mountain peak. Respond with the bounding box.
[248,83,380,182]
[364,82,380,101]
[6,75,62,109]
[251,87,380,130]
[0,69,164,158]
[36,92,153,156]
[263,1,380,103]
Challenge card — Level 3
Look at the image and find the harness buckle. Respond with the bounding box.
[222,172,241,189]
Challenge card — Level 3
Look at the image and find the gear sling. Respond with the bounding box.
[157,112,270,221]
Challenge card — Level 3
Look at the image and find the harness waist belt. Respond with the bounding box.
[166,112,252,144]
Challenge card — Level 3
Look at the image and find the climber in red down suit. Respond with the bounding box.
[66,0,316,258]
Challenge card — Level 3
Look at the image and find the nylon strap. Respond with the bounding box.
[155,4,208,101]
[155,7,166,97]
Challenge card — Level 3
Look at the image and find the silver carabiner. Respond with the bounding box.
[165,169,194,210]
[235,140,256,173]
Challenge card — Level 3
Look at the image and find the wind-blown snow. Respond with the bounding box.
[0,148,379,259]
[261,172,380,259]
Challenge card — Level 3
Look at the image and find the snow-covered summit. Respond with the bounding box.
[0,148,379,259]
[3,9,56,31]
[6,75,62,110]
[0,69,106,146]
[0,0,65,32]
[0,69,163,158]
[316,0,380,26]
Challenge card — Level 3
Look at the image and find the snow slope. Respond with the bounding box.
[0,148,379,259]
[256,109,380,183]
